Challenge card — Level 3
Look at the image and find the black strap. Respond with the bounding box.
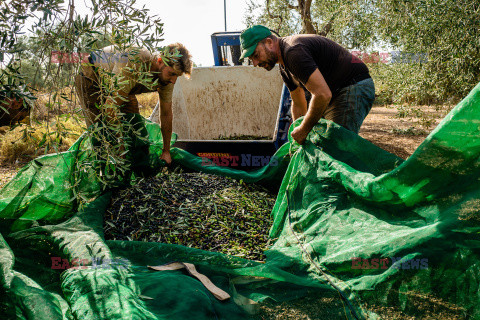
[87,53,100,78]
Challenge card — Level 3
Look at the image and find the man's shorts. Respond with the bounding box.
[324,78,375,134]
[74,69,103,127]
[74,66,140,127]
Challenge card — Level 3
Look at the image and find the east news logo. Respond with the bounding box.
[351,257,428,270]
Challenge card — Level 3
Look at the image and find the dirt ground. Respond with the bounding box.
[358,104,448,159]
[0,163,20,189]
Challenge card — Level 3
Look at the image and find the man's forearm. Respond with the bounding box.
[290,69,332,145]
[300,94,329,131]
[291,101,307,121]
[289,87,308,121]
[160,114,173,151]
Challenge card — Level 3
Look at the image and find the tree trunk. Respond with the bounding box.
[297,0,317,34]
[266,0,334,36]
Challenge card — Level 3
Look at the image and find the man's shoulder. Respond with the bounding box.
[96,45,153,62]
[283,34,343,54]
[130,47,154,61]
[280,35,317,62]
[280,35,315,60]
[159,83,174,91]
[281,34,346,63]
[99,45,150,53]
[282,34,325,47]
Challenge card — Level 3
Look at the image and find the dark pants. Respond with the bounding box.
[324,78,375,133]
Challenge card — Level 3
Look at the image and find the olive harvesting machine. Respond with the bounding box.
[149,32,293,170]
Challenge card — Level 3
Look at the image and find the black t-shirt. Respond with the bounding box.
[279,35,370,97]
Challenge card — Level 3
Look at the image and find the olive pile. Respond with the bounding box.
[104,168,277,260]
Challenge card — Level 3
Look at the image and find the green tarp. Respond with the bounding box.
[1,82,480,319]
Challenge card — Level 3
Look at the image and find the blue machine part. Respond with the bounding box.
[211,32,242,66]
[274,85,293,150]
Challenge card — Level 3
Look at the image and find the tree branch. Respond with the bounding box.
[304,0,312,15]
[286,0,298,10]
[266,0,284,29]
[319,16,335,37]
[298,0,316,34]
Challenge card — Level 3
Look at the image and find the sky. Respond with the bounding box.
[73,0,262,66]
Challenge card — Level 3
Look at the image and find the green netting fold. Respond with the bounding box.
[267,82,480,318]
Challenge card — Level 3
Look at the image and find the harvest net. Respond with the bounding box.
[1,83,480,319]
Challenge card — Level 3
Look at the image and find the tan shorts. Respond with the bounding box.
[74,66,103,127]
[74,65,140,127]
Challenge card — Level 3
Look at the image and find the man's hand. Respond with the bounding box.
[291,125,310,145]
[160,150,172,165]
[289,69,331,145]
[159,99,173,166]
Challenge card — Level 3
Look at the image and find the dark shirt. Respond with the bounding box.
[279,35,370,98]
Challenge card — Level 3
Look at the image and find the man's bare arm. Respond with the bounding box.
[290,69,332,144]
[289,86,308,121]
[159,98,173,164]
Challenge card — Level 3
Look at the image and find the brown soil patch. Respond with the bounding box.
[359,105,449,159]
[0,163,20,189]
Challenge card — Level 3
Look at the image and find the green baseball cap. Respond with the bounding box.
[240,25,272,61]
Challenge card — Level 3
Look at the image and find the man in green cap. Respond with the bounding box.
[240,25,375,145]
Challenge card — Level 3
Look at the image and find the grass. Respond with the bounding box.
[0,116,83,164]
[32,88,78,121]
[0,87,84,164]
[0,90,157,165]
[394,104,452,131]
[137,92,157,118]
[391,126,428,136]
